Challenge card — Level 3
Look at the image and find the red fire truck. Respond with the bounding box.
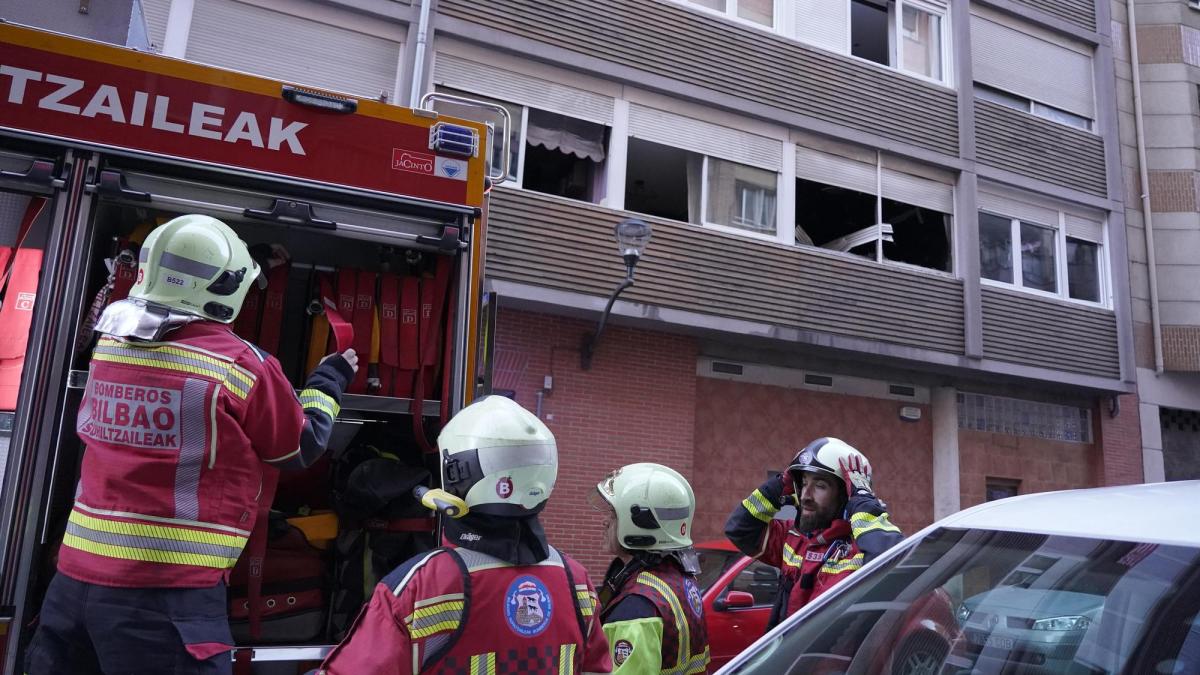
[0,21,502,672]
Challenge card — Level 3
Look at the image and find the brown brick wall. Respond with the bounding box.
[692,378,935,541]
[958,430,1098,507]
[1096,394,1145,486]
[494,308,699,581]
[1163,325,1200,371]
[1148,170,1199,213]
[1137,24,1183,64]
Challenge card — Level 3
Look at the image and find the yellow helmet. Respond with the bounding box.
[437,396,558,516]
[130,214,259,323]
[595,463,695,551]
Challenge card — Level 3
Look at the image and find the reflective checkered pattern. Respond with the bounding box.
[439,645,563,674]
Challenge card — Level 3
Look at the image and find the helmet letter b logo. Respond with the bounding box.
[496,477,513,499]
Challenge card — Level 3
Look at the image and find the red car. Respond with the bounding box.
[696,540,780,671]
[696,540,956,674]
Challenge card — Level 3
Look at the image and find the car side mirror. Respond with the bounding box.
[716,590,756,611]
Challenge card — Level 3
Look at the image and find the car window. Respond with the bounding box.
[724,560,780,607]
[696,548,742,593]
[725,528,1200,675]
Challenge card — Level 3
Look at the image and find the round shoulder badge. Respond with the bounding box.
[505,575,553,637]
[684,577,703,617]
[613,639,635,667]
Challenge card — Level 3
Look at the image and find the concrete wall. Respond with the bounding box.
[0,0,137,45]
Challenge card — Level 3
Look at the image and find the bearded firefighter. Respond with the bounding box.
[725,437,904,629]
[318,395,612,674]
[26,214,357,674]
[594,463,709,675]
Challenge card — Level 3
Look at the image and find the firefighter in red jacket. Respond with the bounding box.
[725,437,903,629]
[26,214,357,675]
[318,395,612,674]
[594,463,710,674]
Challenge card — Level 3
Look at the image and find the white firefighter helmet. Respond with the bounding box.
[130,214,259,323]
[437,395,557,516]
[595,463,696,551]
[787,437,871,494]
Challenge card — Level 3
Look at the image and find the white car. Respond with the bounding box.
[718,481,1200,675]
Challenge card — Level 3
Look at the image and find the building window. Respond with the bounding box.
[985,478,1020,501]
[684,0,775,27]
[976,84,1093,132]
[958,392,1093,443]
[625,138,780,238]
[851,0,948,81]
[436,87,608,204]
[795,168,952,273]
[978,210,1105,304]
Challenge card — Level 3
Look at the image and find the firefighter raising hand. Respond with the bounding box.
[838,454,873,497]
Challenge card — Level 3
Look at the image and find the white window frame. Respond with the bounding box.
[976,85,1094,133]
[845,0,954,86]
[682,0,781,30]
[978,209,1110,308]
[671,0,953,86]
[698,155,783,242]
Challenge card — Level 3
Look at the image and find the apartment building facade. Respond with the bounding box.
[5,0,1151,575]
[1111,0,1200,484]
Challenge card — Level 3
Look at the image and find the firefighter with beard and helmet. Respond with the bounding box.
[26,215,357,675]
[593,463,710,675]
[318,395,612,674]
[724,438,904,630]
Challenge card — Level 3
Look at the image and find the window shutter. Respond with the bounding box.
[882,168,954,214]
[788,0,848,54]
[1065,214,1104,242]
[794,145,875,195]
[186,0,401,99]
[977,190,1058,226]
[433,53,614,125]
[971,14,1094,118]
[628,104,782,171]
[138,0,170,51]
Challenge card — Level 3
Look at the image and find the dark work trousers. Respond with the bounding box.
[25,572,233,675]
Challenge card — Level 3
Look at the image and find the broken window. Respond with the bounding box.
[851,0,947,81]
[433,87,608,203]
[794,179,952,272]
[625,138,779,236]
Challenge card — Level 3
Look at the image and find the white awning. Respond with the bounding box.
[525,112,606,162]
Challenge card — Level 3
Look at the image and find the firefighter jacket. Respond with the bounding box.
[599,555,710,675]
[724,473,903,627]
[58,321,352,588]
[318,544,613,674]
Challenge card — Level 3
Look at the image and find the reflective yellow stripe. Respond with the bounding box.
[408,618,460,639]
[413,592,465,608]
[683,647,710,674]
[469,652,496,675]
[559,643,576,674]
[405,600,465,622]
[95,338,256,399]
[821,552,865,574]
[575,588,596,617]
[62,532,237,569]
[299,388,339,418]
[741,488,777,523]
[69,509,247,548]
[850,512,901,539]
[782,543,804,568]
[637,573,690,675]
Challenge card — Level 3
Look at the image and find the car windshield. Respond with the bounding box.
[724,527,1200,675]
[697,547,743,592]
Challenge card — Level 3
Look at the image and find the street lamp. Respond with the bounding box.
[580,218,652,370]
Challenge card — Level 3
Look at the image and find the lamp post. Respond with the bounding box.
[580,218,652,370]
